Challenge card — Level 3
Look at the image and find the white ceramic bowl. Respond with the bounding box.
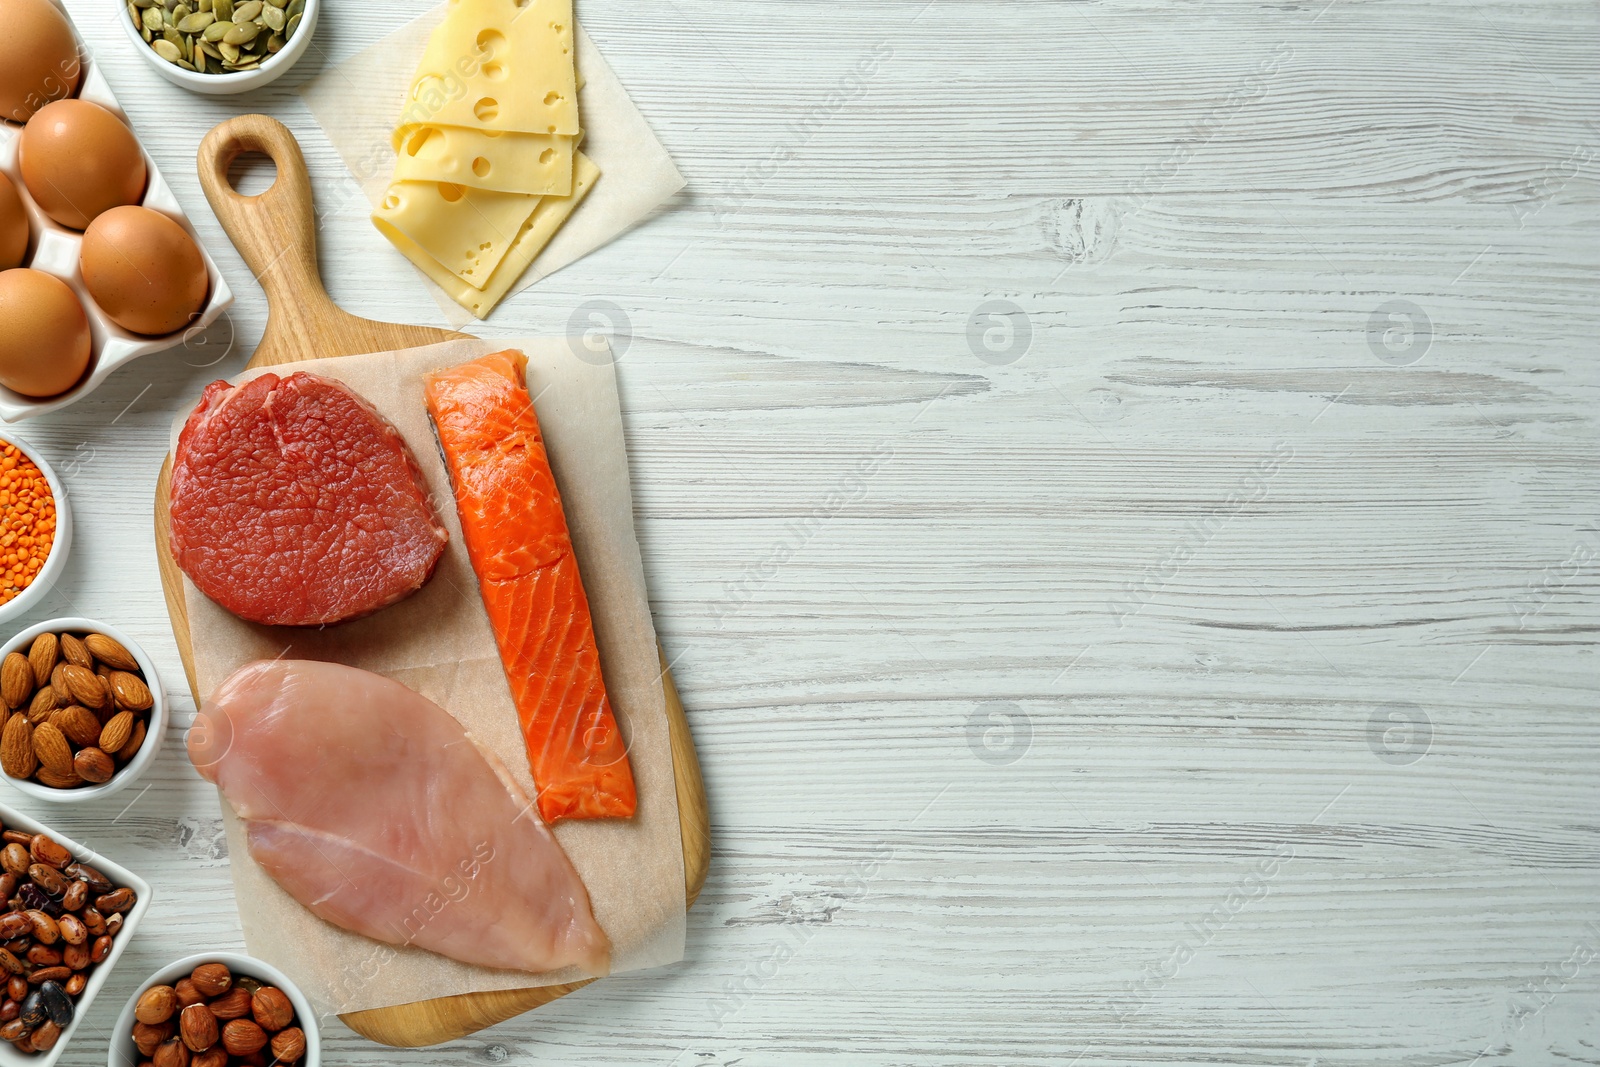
[0,618,165,803]
[0,799,153,1067]
[0,435,73,627]
[110,952,321,1067]
[117,0,322,94]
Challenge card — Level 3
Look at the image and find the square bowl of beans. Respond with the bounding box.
[0,800,152,1064]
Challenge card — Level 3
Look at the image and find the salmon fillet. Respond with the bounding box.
[424,351,637,823]
[190,659,610,976]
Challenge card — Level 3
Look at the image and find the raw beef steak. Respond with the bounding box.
[169,372,448,627]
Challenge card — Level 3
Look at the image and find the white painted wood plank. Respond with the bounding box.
[12,0,1599,1062]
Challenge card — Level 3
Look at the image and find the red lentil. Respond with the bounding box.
[0,443,55,607]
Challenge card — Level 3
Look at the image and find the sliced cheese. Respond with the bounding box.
[372,180,541,288]
[376,153,600,319]
[400,0,579,137]
[392,124,575,197]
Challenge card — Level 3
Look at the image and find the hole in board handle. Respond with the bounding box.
[226,150,279,198]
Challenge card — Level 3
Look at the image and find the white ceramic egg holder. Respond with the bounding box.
[0,22,233,423]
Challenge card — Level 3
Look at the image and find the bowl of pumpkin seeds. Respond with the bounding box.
[117,0,320,93]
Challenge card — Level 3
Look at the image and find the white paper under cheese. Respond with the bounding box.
[392,124,575,197]
[372,179,540,287]
[401,0,579,137]
[376,153,599,318]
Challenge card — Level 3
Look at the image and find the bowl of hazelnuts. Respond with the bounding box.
[110,954,318,1067]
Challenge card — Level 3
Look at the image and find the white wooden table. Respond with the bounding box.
[16,0,1600,1062]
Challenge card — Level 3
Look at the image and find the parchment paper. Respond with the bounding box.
[169,338,686,1015]
[299,9,686,326]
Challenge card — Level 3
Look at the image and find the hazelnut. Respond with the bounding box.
[190,962,232,998]
[180,1003,218,1052]
[136,984,178,1025]
[221,1018,268,1056]
[174,978,205,1008]
[153,1035,191,1067]
[270,1026,307,1062]
[132,1020,174,1056]
[251,986,294,1031]
[207,987,252,1019]
[191,1049,229,1067]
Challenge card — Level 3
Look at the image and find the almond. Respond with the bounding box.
[30,722,73,777]
[49,662,70,703]
[99,710,135,753]
[136,984,179,1024]
[74,747,115,784]
[109,671,154,712]
[60,664,108,710]
[0,654,31,710]
[85,633,139,671]
[26,686,58,724]
[250,986,293,1032]
[0,715,34,779]
[180,1003,218,1052]
[58,632,92,670]
[116,719,147,762]
[59,704,103,748]
[220,1019,267,1056]
[36,767,85,789]
[26,632,56,688]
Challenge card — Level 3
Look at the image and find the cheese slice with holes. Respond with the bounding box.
[400,0,579,137]
[391,124,575,197]
[372,180,541,288]
[376,153,599,318]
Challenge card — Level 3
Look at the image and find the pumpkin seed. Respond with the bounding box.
[284,10,299,38]
[140,6,161,30]
[217,39,239,62]
[260,4,282,31]
[160,6,174,26]
[173,3,190,20]
[232,0,261,20]
[199,39,222,57]
[176,57,195,70]
[176,10,213,31]
[141,25,152,40]
[162,25,182,44]
[193,47,206,71]
[202,19,229,39]
[222,20,257,43]
[265,31,282,51]
[212,0,232,21]
[151,38,182,62]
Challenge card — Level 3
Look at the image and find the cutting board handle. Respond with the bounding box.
[196,115,353,350]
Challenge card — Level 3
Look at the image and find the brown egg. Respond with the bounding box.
[19,100,147,231]
[0,174,27,270]
[0,0,81,123]
[0,269,91,398]
[81,206,209,336]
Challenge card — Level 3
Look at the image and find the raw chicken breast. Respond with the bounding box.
[190,659,610,976]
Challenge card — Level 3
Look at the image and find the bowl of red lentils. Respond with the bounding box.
[0,437,70,627]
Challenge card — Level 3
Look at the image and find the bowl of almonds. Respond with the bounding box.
[110,954,317,1067]
[0,802,151,1065]
[0,619,165,803]
[117,0,322,94]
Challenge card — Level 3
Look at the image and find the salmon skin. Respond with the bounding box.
[424,351,637,823]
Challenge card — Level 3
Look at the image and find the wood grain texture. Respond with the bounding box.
[12,0,1599,1063]
[151,115,708,1048]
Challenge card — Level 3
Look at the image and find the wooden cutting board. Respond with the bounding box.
[151,116,710,1048]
